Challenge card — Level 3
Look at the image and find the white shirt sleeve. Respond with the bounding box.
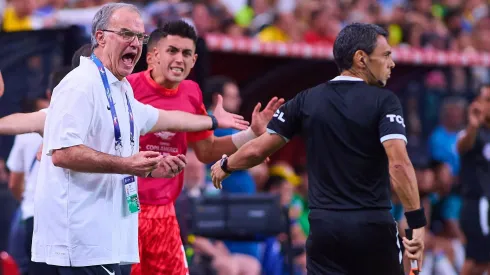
[132,99,159,136]
[45,82,94,155]
[7,135,25,173]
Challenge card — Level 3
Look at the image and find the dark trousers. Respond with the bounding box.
[306,208,404,275]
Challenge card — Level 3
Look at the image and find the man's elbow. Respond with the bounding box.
[389,159,412,178]
[51,151,63,167]
[51,149,70,168]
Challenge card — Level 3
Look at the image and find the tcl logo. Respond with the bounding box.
[386,114,405,128]
[273,110,286,122]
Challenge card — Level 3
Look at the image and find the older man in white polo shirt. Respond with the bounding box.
[30,3,248,275]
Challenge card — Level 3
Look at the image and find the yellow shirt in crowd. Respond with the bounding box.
[2,6,34,32]
[258,25,290,42]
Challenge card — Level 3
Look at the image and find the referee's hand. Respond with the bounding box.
[210,155,231,189]
[403,227,425,269]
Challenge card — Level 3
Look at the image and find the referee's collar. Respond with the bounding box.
[330,76,364,82]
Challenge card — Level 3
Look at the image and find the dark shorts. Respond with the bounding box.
[306,208,404,275]
[30,264,122,275]
[460,198,490,263]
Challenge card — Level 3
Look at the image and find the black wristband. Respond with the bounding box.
[404,207,427,229]
[209,114,218,130]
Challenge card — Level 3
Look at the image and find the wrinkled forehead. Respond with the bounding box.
[108,8,145,33]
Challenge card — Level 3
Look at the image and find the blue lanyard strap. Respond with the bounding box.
[90,53,134,154]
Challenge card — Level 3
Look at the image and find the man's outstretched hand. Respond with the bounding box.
[250,97,285,136]
[212,95,249,130]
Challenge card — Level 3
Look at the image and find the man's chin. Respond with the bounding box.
[117,66,135,78]
[165,75,185,84]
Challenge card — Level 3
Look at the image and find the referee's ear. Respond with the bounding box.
[353,50,367,69]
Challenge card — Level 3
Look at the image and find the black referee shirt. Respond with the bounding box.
[267,76,407,210]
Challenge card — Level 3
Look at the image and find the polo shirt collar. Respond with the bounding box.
[330,76,364,82]
[80,56,122,84]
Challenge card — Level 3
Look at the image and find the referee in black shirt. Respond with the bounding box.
[210,23,426,275]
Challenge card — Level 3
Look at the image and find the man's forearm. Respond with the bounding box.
[0,112,45,135]
[151,110,212,133]
[456,125,478,154]
[194,136,238,163]
[390,161,420,212]
[227,138,270,171]
[52,144,128,174]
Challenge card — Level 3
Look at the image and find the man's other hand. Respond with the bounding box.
[124,151,163,177]
[150,154,187,178]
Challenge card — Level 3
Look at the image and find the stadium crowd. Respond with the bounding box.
[0,1,490,275]
[1,0,489,51]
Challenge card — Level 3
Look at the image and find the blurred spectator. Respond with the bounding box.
[429,96,466,176]
[257,12,295,42]
[190,2,212,88]
[183,149,208,198]
[2,0,56,32]
[260,171,306,275]
[220,17,245,38]
[303,8,340,45]
[191,237,261,275]
[205,75,259,259]
[180,150,261,275]
[291,165,309,236]
[248,162,269,191]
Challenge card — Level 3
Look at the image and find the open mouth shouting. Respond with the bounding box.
[122,52,137,68]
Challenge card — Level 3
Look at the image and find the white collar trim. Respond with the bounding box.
[330,76,364,82]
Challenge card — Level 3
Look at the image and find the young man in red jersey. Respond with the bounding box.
[127,20,284,275]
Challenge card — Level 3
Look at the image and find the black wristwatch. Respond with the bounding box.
[220,156,232,174]
[209,114,218,130]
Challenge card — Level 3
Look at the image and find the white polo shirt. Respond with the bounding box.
[32,57,159,267]
[6,132,43,220]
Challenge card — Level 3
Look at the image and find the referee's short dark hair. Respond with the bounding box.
[333,23,388,72]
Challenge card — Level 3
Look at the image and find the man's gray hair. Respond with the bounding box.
[91,3,141,50]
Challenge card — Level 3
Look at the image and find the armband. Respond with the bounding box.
[404,207,427,229]
[231,127,257,148]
